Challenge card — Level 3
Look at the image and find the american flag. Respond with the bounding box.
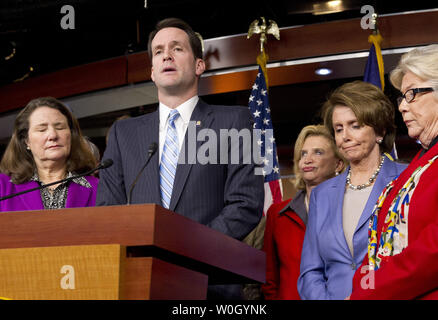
[248,66,283,214]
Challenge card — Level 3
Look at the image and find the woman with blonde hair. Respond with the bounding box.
[262,124,345,299]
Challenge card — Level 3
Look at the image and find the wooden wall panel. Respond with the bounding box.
[0,10,437,114]
[127,52,151,84]
[0,57,127,113]
[203,10,438,71]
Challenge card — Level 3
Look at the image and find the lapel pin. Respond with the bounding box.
[196,121,201,126]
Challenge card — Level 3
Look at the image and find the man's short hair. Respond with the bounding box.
[147,18,203,60]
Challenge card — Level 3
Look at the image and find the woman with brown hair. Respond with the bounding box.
[298,81,407,300]
[0,97,98,211]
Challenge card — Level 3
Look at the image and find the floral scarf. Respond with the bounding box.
[368,155,438,270]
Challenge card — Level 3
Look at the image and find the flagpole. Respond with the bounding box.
[247,17,283,212]
[363,13,398,159]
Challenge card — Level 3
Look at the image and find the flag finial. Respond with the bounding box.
[371,12,379,35]
[247,17,280,53]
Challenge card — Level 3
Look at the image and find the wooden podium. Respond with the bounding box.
[0,204,265,300]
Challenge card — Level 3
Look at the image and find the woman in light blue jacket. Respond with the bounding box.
[297,81,407,300]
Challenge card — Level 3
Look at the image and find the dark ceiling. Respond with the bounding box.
[1,0,437,86]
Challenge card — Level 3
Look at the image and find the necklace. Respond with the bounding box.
[346,155,385,190]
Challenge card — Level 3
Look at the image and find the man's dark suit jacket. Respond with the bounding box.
[96,99,264,240]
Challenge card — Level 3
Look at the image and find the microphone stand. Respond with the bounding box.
[0,159,113,202]
[127,142,158,205]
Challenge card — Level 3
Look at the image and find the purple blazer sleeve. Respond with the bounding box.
[0,173,98,212]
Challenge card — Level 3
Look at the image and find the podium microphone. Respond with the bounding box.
[127,142,158,205]
[0,159,113,202]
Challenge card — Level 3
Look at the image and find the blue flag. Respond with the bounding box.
[364,33,385,91]
[364,33,398,159]
[364,43,383,89]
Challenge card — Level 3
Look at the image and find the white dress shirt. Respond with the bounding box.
[158,96,199,163]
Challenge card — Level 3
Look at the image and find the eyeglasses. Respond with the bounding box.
[397,87,434,105]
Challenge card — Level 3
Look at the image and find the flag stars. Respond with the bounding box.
[248,66,281,207]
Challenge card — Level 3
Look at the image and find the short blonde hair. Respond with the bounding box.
[390,44,438,99]
[293,125,346,190]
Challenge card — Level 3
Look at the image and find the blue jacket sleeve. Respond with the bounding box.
[297,189,331,300]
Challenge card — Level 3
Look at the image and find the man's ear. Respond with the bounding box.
[195,58,205,76]
[151,66,155,82]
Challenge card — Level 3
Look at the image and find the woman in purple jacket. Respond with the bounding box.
[0,97,98,212]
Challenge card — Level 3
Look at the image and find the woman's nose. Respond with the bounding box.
[398,99,408,113]
[47,127,58,140]
[342,129,351,141]
[303,153,313,163]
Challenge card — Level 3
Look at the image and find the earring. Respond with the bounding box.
[335,171,339,176]
[377,138,383,144]
[26,146,30,150]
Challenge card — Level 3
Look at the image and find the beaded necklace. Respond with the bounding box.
[346,155,385,190]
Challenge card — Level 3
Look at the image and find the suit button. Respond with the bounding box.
[351,262,356,270]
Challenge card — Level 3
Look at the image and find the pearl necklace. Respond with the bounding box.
[346,156,385,190]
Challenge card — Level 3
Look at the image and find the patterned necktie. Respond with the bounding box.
[160,109,180,209]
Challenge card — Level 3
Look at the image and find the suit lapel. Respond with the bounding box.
[281,190,307,226]
[169,100,213,211]
[333,170,348,248]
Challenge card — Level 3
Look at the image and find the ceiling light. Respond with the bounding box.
[315,68,333,76]
[327,0,342,8]
[313,0,345,15]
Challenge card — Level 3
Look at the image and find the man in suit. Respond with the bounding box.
[96,18,264,243]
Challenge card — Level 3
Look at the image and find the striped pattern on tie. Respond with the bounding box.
[160,110,180,209]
